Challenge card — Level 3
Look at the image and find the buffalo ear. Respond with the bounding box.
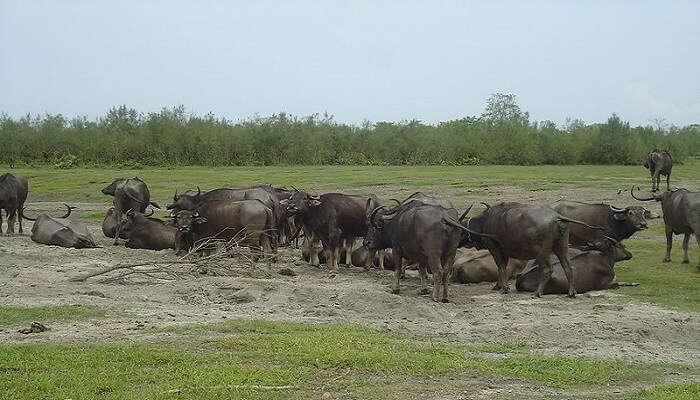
[194,216,208,224]
[612,212,626,221]
[310,199,322,207]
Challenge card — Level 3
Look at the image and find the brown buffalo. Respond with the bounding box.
[451,248,527,284]
[551,201,648,245]
[120,209,176,250]
[24,204,98,248]
[0,173,28,235]
[644,149,673,192]
[102,177,160,245]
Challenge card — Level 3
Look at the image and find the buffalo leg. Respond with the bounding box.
[418,263,430,295]
[331,246,340,272]
[664,227,673,262]
[440,253,456,303]
[682,234,690,264]
[17,204,24,234]
[377,250,385,270]
[307,235,320,266]
[113,210,122,245]
[695,233,700,270]
[364,248,376,271]
[391,250,403,294]
[429,256,443,302]
[344,238,353,266]
[666,174,671,191]
[6,208,16,235]
[0,209,3,234]
[554,250,577,298]
[489,250,510,293]
[534,256,553,298]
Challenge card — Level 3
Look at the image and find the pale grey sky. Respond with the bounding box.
[1,1,699,126]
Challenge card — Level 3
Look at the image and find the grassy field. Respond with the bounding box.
[0,305,105,326]
[8,164,699,202]
[0,320,680,399]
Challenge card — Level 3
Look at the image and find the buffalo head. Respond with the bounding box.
[610,205,648,231]
[166,187,201,212]
[173,210,207,233]
[282,190,321,215]
[363,204,389,250]
[101,179,126,196]
[587,236,633,262]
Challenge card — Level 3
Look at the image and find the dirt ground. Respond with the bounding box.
[1,186,699,398]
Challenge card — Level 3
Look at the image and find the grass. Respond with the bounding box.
[0,305,105,326]
[615,239,700,313]
[8,164,700,202]
[626,382,700,400]
[0,320,670,399]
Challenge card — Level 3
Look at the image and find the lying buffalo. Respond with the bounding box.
[302,242,392,270]
[644,149,673,192]
[551,201,648,246]
[102,177,160,245]
[516,237,632,294]
[24,205,98,248]
[0,173,28,235]
[120,209,176,250]
[451,248,527,284]
[173,199,276,259]
[631,187,700,268]
[460,202,604,297]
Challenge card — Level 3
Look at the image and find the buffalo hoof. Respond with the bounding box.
[682,259,690,264]
[491,284,501,291]
[419,288,430,295]
[391,288,400,295]
[567,292,577,298]
[441,298,449,303]
[499,286,510,294]
[532,292,542,298]
[663,257,671,263]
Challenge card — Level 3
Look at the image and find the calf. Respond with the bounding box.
[516,237,633,294]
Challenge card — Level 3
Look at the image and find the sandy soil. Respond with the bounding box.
[1,186,698,399]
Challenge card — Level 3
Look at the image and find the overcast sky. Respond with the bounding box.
[1,1,699,127]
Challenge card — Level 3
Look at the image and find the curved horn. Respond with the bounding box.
[173,189,178,201]
[459,203,474,222]
[601,235,620,245]
[291,185,299,192]
[59,203,74,218]
[368,206,387,228]
[630,186,655,202]
[21,207,36,221]
[196,186,201,196]
[609,205,625,213]
[481,202,491,209]
[144,208,155,217]
[389,199,401,206]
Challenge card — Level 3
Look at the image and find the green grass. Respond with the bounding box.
[0,305,106,326]
[626,382,700,400]
[0,320,668,400]
[8,164,700,202]
[615,239,700,313]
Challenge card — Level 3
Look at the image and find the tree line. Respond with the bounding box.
[1,94,698,168]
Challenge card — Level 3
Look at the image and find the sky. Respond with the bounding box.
[1,1,699,127]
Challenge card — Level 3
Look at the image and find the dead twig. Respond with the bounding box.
[160,384,299,395]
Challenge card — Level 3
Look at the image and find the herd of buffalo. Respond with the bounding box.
[1,149,698,302]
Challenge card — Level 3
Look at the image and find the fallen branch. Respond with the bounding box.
[69,261,196,282]
[160,384,299,395]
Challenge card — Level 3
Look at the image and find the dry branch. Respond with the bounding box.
[160,384,299,394]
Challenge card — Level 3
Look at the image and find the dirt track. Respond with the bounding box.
[1,192,698,376]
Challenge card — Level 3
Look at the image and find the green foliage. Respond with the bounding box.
[0,305,106,326]
[626,382,700,400]
[2,97,698,166]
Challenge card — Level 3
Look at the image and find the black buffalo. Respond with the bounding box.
[644,149,673,192]
[551,201,648,245]
[365,203,487,302]
[632,187,700,269]
[0,173,29,235]
[102,177,160,245]
[284,191,381,271]
[120,209,176,250]
[461,202,604,297]
[24,204,98,248]
[516,237,633,294]
[173,199,276,259]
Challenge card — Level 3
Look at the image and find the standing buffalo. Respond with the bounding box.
[461,202,603,297]
[516,237,633,294]
[644,149,673,192]
[120,209,176,250]
[551,201,648,245]
[284,191,381,271]
[173,199,276,259]
[365,203,487,302]
[23,204,98,248]
[631,187,700,268]
[0,173,28,235]
[102,177,160,245]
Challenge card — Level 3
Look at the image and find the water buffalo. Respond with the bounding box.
[284,191,381,271]
[631,187,700,268]
[644,149,673,192]
[365,203,487,302]
[120,209,176,250]
[102,177,160,245]
[460,202,604,297]
[551,201,648,245]
[23,204,98,248]
[173,199,276,259]
[451,248,527,284]
[516,237,633,294]
[0,173,28,235]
